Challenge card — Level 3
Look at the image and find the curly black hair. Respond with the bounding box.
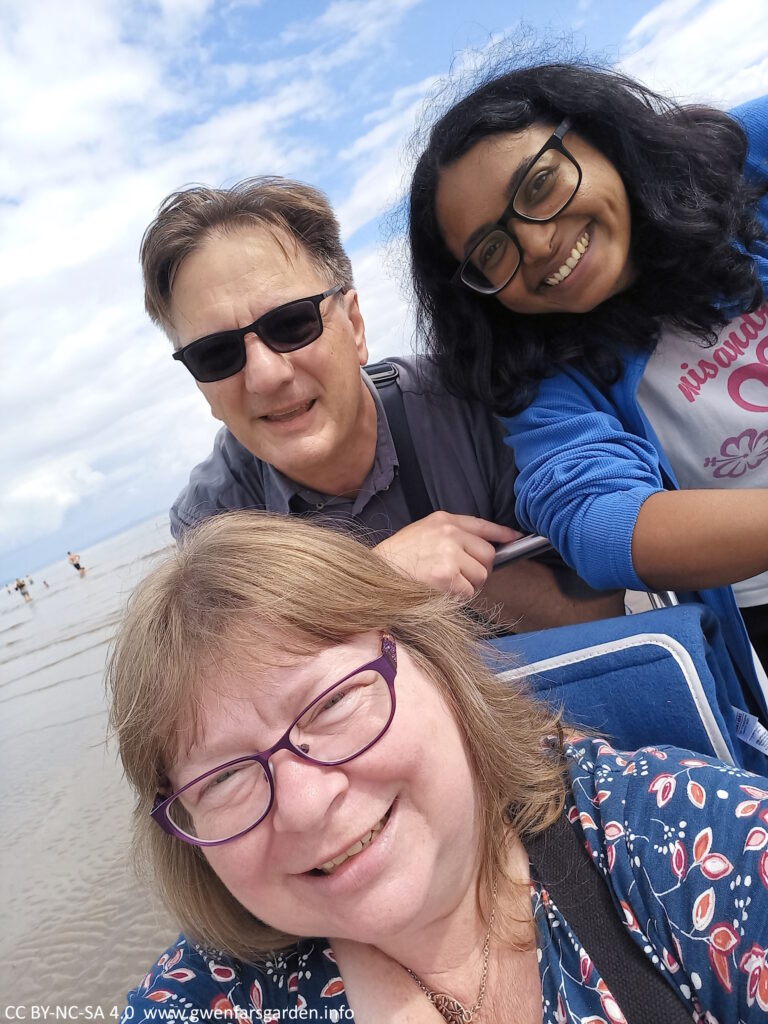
[408,61,767,415]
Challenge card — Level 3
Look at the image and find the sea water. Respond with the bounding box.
[1,515,178,1010]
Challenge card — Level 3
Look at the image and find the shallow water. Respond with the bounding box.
[1,517,178,1012]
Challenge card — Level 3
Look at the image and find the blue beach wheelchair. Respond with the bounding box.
[490,537,768,774]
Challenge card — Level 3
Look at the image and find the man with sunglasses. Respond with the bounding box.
[141,176,623,628]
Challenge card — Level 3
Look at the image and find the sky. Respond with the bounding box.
[2,0,768,581]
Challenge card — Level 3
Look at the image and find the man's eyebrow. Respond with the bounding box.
[461,153,539,256]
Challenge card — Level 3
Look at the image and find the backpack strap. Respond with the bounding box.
[365,361,505,635]
[525,812,692,1023]
[364,361,433,522]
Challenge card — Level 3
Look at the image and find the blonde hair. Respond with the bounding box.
[108,511,565,960]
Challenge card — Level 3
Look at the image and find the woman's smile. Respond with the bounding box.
[543,228,591,287]
[314,803,392,875]
[297,799,398,898]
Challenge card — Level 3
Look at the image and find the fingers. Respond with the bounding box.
[454,554,490,594]
[424,511,521,544]
[424,515,514,589]
[373,514,520,598]
[448,574,477,600]
[420,535,496,595]
[460,532,500,575]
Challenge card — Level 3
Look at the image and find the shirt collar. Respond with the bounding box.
[261,370,398,515]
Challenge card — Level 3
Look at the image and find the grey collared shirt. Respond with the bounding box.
[170,355,519,544]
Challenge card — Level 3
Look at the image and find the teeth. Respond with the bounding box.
[318,816,386,874]
[545,231,590,287]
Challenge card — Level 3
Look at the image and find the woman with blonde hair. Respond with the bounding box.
[111,512,768,1022]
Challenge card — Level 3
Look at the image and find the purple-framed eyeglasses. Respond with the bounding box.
[151,633,398,847]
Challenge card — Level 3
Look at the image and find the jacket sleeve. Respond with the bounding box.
[501,371,665,590]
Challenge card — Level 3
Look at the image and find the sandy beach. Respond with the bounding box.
[1,517,179,1013]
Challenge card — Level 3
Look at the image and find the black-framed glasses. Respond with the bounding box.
[151,633,398,847]
[172,285,343,383]
[453,119,582,295]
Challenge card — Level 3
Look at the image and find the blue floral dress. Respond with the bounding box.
[123,740,768,1023]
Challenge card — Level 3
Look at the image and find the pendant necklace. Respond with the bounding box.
[404,880,497,1024]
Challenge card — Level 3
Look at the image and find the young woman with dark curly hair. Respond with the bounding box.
[408,61,768,713]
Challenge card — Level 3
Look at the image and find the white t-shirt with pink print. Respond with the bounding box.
[636,300,768,607]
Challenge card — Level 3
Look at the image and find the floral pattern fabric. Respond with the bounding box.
[540,739,768,1023]
[123,740,768,1023]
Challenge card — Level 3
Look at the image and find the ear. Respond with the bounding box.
[343,289,369,366]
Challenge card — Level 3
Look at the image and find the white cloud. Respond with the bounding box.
[626,0,706,41]
[0,2,174,178]
[280,0,422,47]
[336,99,430,237]
[154,0,215,22]
[1,458,106,547]
[621,0,768,105]
[339,78,438,162]
[349,236,415,363]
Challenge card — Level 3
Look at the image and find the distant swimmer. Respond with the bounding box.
[14,578,31,603]
[67,552,87,578]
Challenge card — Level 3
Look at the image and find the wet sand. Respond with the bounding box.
[1,517,178,1013]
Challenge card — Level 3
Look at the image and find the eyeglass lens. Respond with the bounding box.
[181,299,325,383]
[166,666,393,843]
[260,299,325,352]
[461,148,580,292]
[184,334,247,382]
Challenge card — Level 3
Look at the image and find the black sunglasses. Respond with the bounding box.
[172,285,343,383]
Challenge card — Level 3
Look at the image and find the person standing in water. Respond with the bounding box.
[67,552,86,578]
